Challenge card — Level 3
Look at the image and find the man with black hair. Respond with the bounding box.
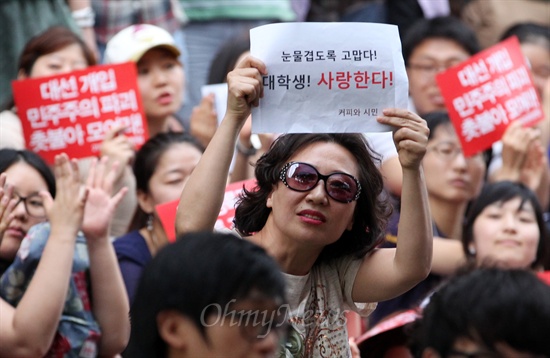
[411,267,550,358]
[125,232,289,358]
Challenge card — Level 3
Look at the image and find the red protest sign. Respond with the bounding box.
[155,179,257,243]
[12,62,149,164]
[436,36,543,157]
[155,199,179,243]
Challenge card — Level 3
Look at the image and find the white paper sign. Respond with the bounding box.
[250,22,408,133]
[201,83,228,125]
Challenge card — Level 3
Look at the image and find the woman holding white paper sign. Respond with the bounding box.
[176,55,433,357]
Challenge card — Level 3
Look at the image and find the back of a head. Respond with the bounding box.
[423,111,451,140]
[402,16,480,65]
[124,232,286,357]
[411,267,550,357]
[499,22,550,46]
[207,32,250,85]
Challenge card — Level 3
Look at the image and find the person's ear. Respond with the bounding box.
[137,189,155,214]
[157,310,190,350]
[422,347,442,358]
[266,187,275,208]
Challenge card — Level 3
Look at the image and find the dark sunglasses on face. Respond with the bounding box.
[279,162,361,203]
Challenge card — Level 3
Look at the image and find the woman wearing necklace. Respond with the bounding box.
[113,132,204,304]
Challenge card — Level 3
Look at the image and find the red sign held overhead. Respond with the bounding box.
[12,62,149,164]
[436,36,544,157]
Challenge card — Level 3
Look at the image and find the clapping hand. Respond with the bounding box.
[81,157,128,241]
[0,174,16,242]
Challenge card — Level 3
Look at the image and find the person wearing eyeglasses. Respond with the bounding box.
[369,16,481,199]
[369,111,486,326]
[0,153,130,357]
[176,55,432,357]
[125,231,288,358]
[0,149,55,275]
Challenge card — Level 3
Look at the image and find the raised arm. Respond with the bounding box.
[81,157,130,356]
[0,155,88,357]
[352,109,432,303]
[176,56,266,235]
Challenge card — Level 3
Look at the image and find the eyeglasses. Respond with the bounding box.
[13,192,46,218]
[279,162,361,203]
[428,141,483,162]
[407,60,462,76]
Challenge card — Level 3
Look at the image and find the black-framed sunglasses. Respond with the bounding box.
[279,162,361,203]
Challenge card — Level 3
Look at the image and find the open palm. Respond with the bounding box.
[82,157,127,240]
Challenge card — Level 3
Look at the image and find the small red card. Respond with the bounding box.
[155,179,257,243]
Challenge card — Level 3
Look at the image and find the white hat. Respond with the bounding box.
[105,24,181,64]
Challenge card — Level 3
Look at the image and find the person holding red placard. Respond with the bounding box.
[368,16,482,198]
[0,26,95,150]
[486,23,550,212]
[0,26,138,239]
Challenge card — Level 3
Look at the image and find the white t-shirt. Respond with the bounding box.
[281,255,377,357]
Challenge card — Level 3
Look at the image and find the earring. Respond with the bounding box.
[468,246,476,255]
[147,213,154,232]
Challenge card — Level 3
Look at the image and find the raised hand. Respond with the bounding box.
[41,154,89,233]
[377,108,429,170]
[100,124,136,169]
[498,121,540,181]
[520,139,548,191]
[225,55,266,124]
[82,156,128,240]
[0,174,16,242]
[190,93,218,148]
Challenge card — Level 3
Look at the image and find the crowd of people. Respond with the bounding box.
[0,1,549,357]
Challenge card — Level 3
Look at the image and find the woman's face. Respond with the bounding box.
[138,142,202,214]
[407,38,471,115]
[1,162,49,262]
[472,197,540,269]
[266,142,358,250]
[137,48,184,122]
[521,42,550,98]
[26,43,88,78]
[423,124,486,204]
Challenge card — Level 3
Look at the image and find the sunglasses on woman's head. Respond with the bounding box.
[279,162,361,203]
